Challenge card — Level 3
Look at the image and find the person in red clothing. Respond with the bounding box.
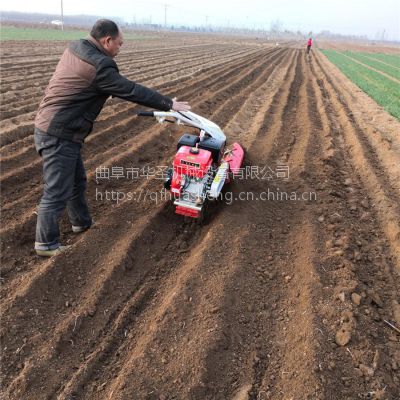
[307,37,312,54]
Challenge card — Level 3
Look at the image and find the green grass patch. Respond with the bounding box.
[342,51,400,81]
[0,25,152,41]
[321,49,400,120]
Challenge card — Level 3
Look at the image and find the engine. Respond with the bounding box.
[168,134,225,218]
[137,110,244,220]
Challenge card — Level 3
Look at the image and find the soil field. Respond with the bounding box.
[1,35,400,400]
[317,40,400,55]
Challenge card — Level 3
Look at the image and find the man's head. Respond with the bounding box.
[90,19,123,58]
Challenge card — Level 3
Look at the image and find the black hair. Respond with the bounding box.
[90,19,119,40]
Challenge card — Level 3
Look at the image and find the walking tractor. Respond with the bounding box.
[138,111,244,219]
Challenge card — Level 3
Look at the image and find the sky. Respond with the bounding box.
[1,0,399,40]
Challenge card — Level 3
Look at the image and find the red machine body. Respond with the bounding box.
[137,110,245,220]
[169,143,244,218]
[224,143,244,177]
[170,146,213,200]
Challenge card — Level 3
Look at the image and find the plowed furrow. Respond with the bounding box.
[0,44,219,75]
[56,52,300,400]
[184,50,320,400]
[48,50,305,393]
[0,48,262,142]
[0,47,256,104]
[0,49,288,302]
[2,39,398,400]
[312,53,400,266]
[303,53,400,399]
[314,54,400,207]
[315,53,400,198]
[243,50,322,400]
[0,49,278,216]
[0,47,296,396]
[2,200,207,398]
[0,47,259,162]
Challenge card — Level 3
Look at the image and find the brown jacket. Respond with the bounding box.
[35,37,173,142]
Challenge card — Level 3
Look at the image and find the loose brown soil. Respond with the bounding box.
[1,34,399,400]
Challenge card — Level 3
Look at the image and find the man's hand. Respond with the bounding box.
[171,97,191,112]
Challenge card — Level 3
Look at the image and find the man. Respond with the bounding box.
[34,19,191,257]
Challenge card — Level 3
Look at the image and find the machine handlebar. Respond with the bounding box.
[137,111,155,117]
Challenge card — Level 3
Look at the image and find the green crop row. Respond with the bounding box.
[342,51,400,81]
[0,25,151,41]
[321,50,400,120]
[362,53,400,68]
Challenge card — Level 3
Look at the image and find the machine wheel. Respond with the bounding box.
[163,168,173,189]
[197,200,208,226]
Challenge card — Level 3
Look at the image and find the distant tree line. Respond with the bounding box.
[0,11,123,27]
[1,11,396,43]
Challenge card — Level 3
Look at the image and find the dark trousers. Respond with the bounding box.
[307,45,311,54]
[34,129,92,250]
